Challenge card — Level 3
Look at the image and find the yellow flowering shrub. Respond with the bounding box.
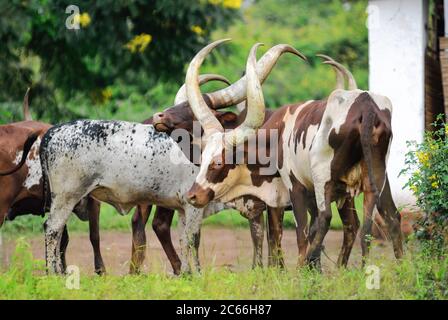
[74,12,91,28]
[91,87,113,104]
[208,0,241,9]
[191,25,205,35]
[223,0,242,9]
[402,115,448,249]
[125,33,152,53]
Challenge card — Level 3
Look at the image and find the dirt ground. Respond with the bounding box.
[2,227,393,275]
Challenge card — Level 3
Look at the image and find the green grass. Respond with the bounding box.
[0,239,446,299]
[2,196,365,238]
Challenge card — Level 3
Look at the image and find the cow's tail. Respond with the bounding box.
[360,105,379,201]
[0,132,39,176]
[39,135,52,211]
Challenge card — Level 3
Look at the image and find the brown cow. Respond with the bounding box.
[184,40,403,269]
[0,91,105,274]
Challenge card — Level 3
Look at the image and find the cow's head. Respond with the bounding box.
[185,39,305,207]
[153,74,237,133]
[152,101,239,134]
[152,43,305,135]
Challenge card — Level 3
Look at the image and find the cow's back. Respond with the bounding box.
[271,101,327,192]
[41,120,198,211]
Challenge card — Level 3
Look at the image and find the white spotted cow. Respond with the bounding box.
[13,119,268,274]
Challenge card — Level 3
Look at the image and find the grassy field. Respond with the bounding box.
[4,197,446,300]
[0,239,446,299]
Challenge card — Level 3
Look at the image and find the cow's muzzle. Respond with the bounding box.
[186,183,215,208]
[153,112,172,132]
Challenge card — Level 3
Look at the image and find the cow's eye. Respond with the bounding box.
[210,159,223,170]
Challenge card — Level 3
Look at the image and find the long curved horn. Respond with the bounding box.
[236,101,246,113]
[316,54,358,90]
[23,88,32,121]
[174,74,230,105]
[225,43,265,146]
[206,44,307,109]
[316,54,344,90]
[186,39,229,137]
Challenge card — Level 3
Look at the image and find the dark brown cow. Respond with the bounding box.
[184,40,403,269]
[0,93,105,274]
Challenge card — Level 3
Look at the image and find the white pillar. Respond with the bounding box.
[445,0,448,35]
[368,0,428,209]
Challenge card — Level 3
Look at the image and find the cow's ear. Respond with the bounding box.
[216,112,238,125]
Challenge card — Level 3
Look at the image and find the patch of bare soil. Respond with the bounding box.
[2,227,393,275]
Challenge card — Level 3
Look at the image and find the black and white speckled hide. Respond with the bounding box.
[40,120,261,274]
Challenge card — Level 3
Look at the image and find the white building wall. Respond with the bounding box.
[368,0,427,209]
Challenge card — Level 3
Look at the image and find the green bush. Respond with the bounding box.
[402,116,448,251]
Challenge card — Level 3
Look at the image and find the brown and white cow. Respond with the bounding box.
[185,40,403,269]
[147,62,358,268]
[0,91,105,274]
[152,48,374,268]
[131,74,286,273]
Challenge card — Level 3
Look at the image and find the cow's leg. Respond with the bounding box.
[152,206,182,275]
[248,211,264,268]
[377,177,403,260]
[360,189,376,265]
[177,210,190,274]
[306,182,334,270]
[289,186,308,267]
[186,207,203,273]
[88,199,105,275]
[130,204,151,274]
[0,202,11,228]
[45,195,79,274]
[59,226,69,273]
[267,206,285,268]
[0,192,15,228]
[307,197,319,244]
[179,207,203,274]
[337,198,360,267]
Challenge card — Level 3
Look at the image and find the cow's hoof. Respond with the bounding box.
[306,256,322,272]
[95,268,107,276]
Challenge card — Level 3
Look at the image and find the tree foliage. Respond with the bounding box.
[0,0,239,123]
[201,0,368,110]
[0,0,368,124]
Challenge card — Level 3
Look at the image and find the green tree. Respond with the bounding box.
[0,0,240,123]
[202,0,368,109]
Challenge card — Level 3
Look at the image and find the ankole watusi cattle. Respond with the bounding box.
[35,46,304,272]
[131,74,270,274]
[185,39,403,269]
[0,90,106,274]
[152,49,380,268]
[125,47,309,273]
[13,45,302,274]
[136,44,322,270]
